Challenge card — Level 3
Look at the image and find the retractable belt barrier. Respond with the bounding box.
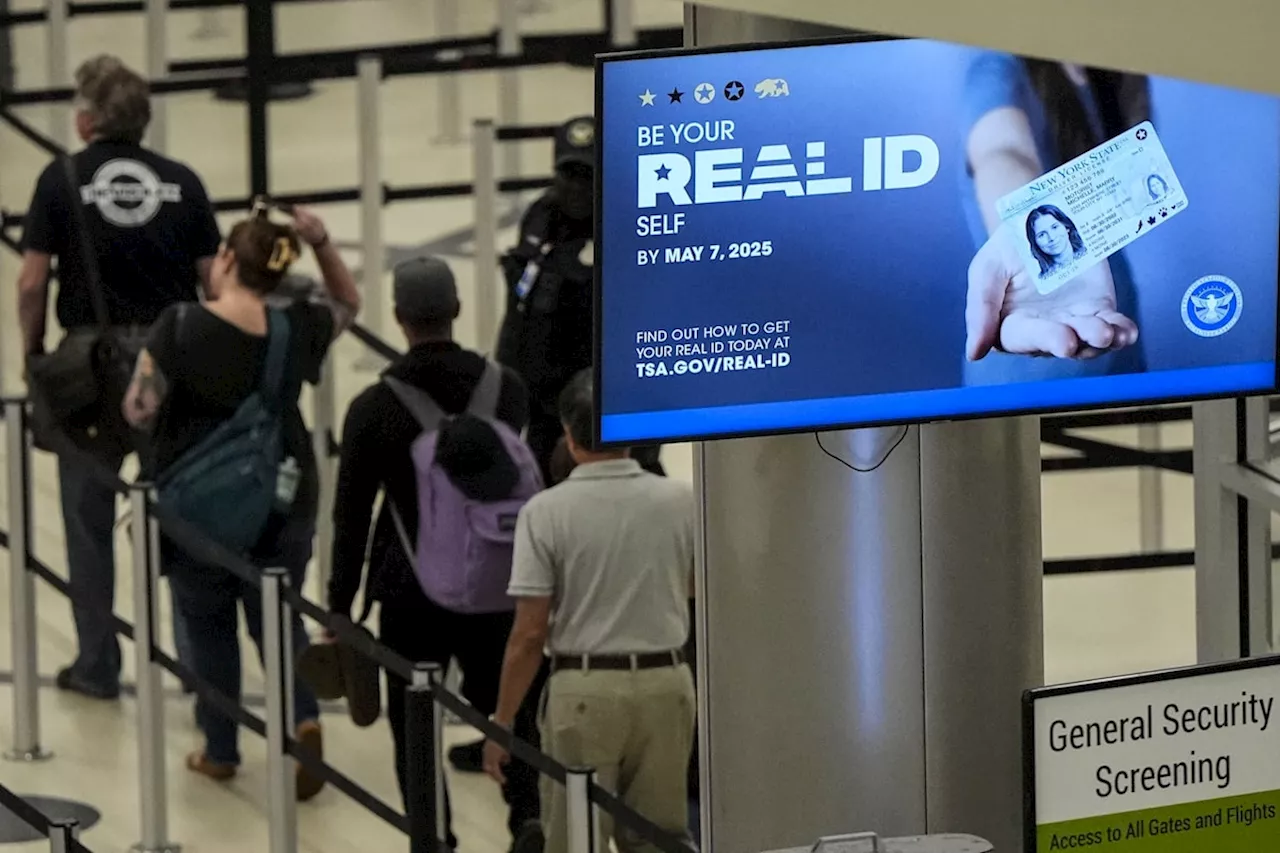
[0,409,695,853]
[0,88,681,848]
[0,97,1235,579]
[0,0,337,28]
[0,779,94,853]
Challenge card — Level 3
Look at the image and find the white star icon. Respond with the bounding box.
[694,83,715,104]
[639,89,656,106]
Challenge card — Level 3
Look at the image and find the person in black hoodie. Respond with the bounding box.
[327,256,538,847]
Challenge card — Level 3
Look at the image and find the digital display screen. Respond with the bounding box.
[594,36,1280,445]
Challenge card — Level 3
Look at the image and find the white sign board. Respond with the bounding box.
[1023,655,1280,852]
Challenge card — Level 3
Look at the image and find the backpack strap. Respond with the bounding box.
[383,375,447,432]
[260,308,291,409]
[466,361,503,419]
[386,500,417,580]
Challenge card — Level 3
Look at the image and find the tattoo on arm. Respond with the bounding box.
[123,350,168,429]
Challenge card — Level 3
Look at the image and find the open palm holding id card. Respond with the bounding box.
[997,121,1189,295]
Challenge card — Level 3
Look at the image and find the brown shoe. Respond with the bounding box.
[295,720,326,802]
[186,751,236,782]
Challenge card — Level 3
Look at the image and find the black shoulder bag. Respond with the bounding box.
[26,153,135,461]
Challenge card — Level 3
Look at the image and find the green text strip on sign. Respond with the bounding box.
[1038,788,1279,851]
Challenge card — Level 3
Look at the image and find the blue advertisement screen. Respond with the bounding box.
[596,37,1280,444]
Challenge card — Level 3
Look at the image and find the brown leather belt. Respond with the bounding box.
[551,649,686,673]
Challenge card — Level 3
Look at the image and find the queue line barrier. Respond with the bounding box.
[0,13,1233,579]
[0,777,93,853]
[0,205,1232,584]
[1,396,700,853]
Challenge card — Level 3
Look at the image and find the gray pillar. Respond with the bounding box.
[687,9,1044,853]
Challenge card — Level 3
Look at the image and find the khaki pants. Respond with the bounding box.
[540,664,696,853]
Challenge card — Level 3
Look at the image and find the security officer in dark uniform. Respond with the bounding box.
[496,115,597,482]
[496,116,664,482]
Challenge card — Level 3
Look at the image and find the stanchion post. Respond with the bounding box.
[48,819,78,853]
[311,360,336,595]
[406,662,444,853]
[432,0,462,144]
[609,0,637,47]
[245,0,275,197]
[1137,422,1164,552]
[496,0,522,200]
[46,0,69,148]
[4,399,50,763]
[263,567,298,853]
[130,484,178,853]
[144,0,168,153]
[566,767,602,853]
[497,0,522,56]
[471,119,499,351]
[356,54,386,369]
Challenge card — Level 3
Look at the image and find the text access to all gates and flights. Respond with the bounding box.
[1025,656,1280,852]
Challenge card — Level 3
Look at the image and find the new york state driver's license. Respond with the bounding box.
[996,121,1190,294]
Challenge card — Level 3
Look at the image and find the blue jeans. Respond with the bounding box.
[59,454,123,690]
[166,515,321,765]
[56,325,158,691]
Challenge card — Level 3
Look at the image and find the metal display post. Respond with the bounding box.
[262,567,297,853]
[690,15,1041,853]
[130,485,178,853]
[565,768,602,853]
[356,55,387,365]
[144,0,168,153]
[470,119,499,351]
[4,399,49,763]
[433,0,462,144]
[46,0,69,148]
[405,663,444,853]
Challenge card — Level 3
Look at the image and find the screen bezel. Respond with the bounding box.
[592,34,1280,448]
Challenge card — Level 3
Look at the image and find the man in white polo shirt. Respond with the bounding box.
[484,369,696,853]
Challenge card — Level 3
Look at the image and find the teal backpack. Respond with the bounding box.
[156,308,292,554]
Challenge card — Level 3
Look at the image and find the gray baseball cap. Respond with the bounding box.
[393,256,460,325]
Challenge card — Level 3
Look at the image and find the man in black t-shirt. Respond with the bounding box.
[14,55,221,700]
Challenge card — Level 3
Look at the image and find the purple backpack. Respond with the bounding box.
[384,363,543,614]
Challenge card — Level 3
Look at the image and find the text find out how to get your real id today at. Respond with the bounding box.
[634,321,793,379]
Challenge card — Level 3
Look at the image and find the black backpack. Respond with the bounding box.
[155,308,292,553]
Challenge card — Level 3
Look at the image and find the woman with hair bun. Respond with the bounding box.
[123,203,360,798]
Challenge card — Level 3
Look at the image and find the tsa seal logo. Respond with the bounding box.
[1182,275,1242,338]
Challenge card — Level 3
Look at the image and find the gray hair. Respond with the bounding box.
[74,55,151,144]
[558,368,596,451]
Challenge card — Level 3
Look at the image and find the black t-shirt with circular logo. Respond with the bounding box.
[20,139,221,329]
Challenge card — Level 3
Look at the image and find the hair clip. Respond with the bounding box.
[267,236,296,272]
